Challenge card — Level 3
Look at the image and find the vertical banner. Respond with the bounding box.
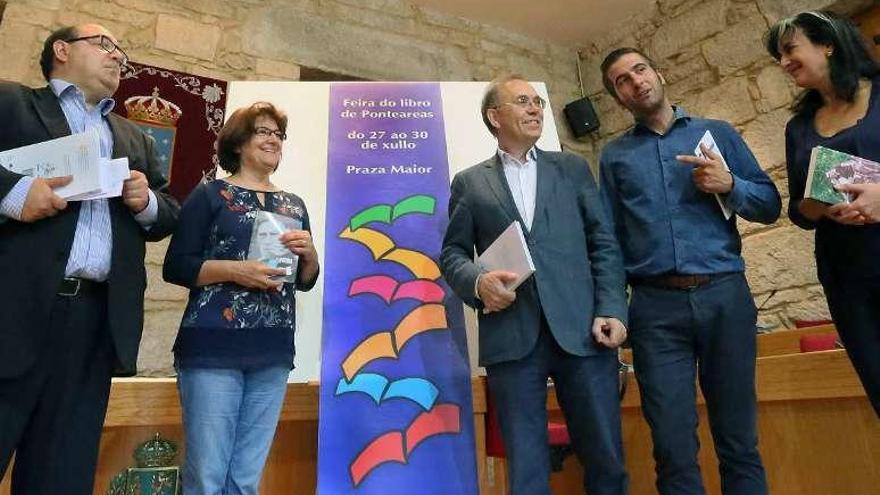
[318,83,477,494]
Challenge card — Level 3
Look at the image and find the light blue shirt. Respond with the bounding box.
[0,79,158,281]
[498,146,538,230]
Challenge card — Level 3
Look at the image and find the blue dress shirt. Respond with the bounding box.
[599,107,780,279]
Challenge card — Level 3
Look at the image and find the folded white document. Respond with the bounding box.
[695,130,733,220]
[0,131,133,201]
[477,220,536,291]
[66,157,131,201]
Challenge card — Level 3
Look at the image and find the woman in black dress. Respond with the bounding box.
[766,10,880,416]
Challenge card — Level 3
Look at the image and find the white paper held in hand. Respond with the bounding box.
[0,130,103,200]
[695,129,733,220]
[65,157,131,201]
[477,221,536,291]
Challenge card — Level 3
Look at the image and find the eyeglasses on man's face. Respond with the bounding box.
[500,94,547,110]
[254,126,287,141]
[66,34,129,67]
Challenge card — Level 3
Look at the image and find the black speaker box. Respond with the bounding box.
[563,97,600,137]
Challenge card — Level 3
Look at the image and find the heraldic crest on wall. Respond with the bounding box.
[116,62,229,201]
[124,87,182,182]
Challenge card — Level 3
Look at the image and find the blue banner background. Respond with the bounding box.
[318,82,477,494]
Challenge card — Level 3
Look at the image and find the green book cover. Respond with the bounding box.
[805,146,880,204]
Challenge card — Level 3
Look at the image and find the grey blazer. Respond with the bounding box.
[440,149,627,367]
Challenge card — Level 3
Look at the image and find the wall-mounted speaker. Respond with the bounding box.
[563,97,600,137]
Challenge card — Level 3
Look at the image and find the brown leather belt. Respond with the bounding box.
[632,273,730,290]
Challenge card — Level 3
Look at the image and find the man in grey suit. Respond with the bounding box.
[440,75,629,495]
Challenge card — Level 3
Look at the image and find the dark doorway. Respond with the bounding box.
[299,66,368,82]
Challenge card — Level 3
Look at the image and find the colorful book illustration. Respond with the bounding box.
[806,146,880,204]
[349,194,436,230]
[335,373,440,410]
[348,275,445,304]
[341,304,447,381]
[349,404,461,486]
[339,226,441,280]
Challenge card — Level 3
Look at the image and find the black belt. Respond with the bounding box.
[57,277,106,297]
[631,272,733,290]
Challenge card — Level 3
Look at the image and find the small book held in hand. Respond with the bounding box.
[248,211,302,283]
[477,221,536,291]
[806,146,880,204]
[694,130,733,220]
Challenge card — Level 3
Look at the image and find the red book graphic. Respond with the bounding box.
[349,404,461,486]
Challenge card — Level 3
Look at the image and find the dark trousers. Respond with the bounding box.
[0,287,114,495]
[822,276,880,417]
[486,318,628,495]
[629,273,767,495]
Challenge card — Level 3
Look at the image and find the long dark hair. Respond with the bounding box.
[764,10,879,116]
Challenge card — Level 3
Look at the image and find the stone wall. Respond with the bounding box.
[0,0,585,375]
[576,0,875,330]
[3,0,875,373]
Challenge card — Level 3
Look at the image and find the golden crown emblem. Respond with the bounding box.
[124,87,182,126]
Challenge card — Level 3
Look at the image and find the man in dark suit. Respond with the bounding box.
[440,75,629,495]
[0,24,179,494]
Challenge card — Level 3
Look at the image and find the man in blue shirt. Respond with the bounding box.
[598,48,780,495]
[0,24,178,494]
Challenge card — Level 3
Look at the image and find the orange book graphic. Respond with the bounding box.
[339,226,441,280]
[341,304,447,381]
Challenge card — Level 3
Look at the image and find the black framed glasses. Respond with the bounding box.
[66,34,129,67]
[499,94,547,110]
[254,126,287,141]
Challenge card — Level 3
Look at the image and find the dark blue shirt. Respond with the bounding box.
[784,76,880,282]
[163,180,318,369]
[599,107,781,279]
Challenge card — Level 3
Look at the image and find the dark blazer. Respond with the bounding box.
[440,149,627,367]
[0,81,179,378]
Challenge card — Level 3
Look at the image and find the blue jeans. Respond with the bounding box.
[629,273,767,495]
[177,366,290,495]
